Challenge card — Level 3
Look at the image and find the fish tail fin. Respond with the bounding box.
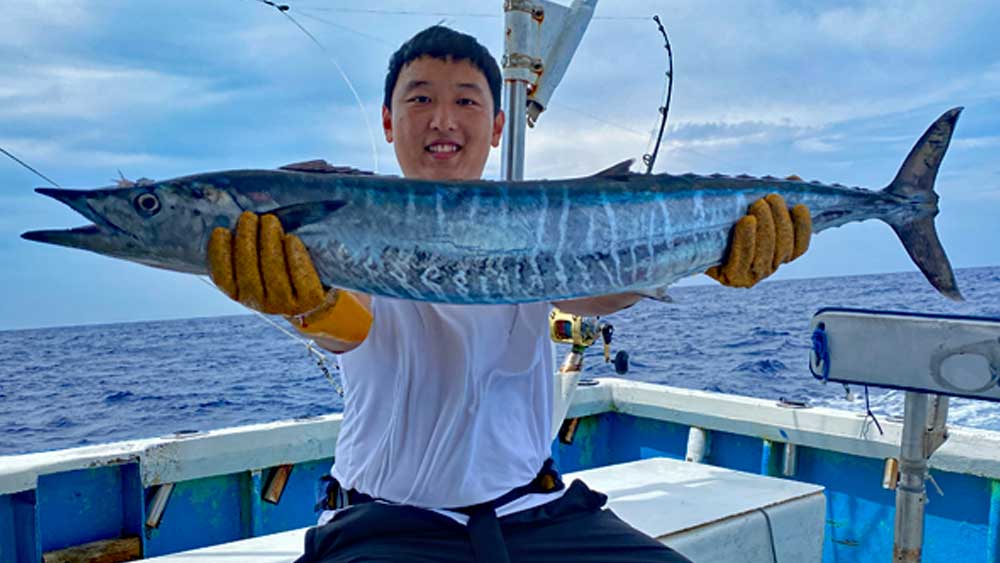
[883,107,963,300]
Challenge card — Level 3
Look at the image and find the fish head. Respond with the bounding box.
[21,176,246,274]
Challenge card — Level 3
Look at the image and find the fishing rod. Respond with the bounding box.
[642,15,673,174]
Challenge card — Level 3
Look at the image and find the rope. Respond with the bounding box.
[863,385,884,436]
[757,507,779,563]
[810,324,830,383]
[810,323,884,436]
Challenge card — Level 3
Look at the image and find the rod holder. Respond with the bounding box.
[685,427,710,463]
[145,482,174,529]
[262,464,294,505]
[782,443,798,477]
[558,417,581,445]
[883,458,900,490]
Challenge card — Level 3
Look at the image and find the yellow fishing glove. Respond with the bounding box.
[706,187,812,288]
[207,211,372,346]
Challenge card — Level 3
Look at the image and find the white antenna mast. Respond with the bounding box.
[501,0,597,181]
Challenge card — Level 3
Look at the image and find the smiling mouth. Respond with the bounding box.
[426,142,462,157]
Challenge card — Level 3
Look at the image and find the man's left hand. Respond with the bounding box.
[706,190,812,288]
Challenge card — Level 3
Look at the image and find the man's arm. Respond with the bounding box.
[552,293,642,317]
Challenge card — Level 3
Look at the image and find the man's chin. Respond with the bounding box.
[418,161,475,181]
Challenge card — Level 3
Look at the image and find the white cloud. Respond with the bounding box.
[815,2,970,52]
[0,63,235,121]
[0,0,94,48]
[0,135,192,176]
[794,136,841,153]
[954,136,1000,150]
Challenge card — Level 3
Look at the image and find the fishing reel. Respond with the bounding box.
[549,308,629,375]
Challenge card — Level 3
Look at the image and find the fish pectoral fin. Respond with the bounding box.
[636,286,674,303]
[268,200,348,232]
[279,160,375,176]
[591,159,635,179]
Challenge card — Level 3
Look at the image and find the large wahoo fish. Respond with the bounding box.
[23,108,963,303]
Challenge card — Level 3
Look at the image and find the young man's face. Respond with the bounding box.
[383,56,505,181]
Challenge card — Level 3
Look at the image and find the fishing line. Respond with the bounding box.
[293,6,649,20]
[249,0,381,173]
[0,147,62,187]
[554,104,651,140]
[293,9,397,47]
[197,276,345,397]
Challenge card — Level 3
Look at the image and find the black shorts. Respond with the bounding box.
[297,479,693,563]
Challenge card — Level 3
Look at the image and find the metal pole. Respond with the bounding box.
[894,392,930,562]
[501,81,527,181]
[501,1,535,181]
[782,443,798,477]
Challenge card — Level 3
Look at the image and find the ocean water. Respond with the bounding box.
[1,265,998,456]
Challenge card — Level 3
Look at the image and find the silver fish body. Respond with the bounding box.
[23,108,964,303]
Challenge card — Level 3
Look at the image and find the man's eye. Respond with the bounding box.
[457,98,478,106]
[407,96,431,104]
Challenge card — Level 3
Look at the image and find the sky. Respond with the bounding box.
[1,0,998,330]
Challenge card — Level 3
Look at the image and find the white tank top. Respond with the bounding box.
[331,297,556,510]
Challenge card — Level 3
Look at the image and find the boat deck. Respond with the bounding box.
[145,458,825,563]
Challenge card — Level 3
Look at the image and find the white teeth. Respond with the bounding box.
[428,144,459,153]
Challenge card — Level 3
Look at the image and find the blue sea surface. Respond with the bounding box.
[1,266,998,456]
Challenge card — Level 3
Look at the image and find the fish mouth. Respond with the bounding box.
[21,187,133,251]
[21,224,110,249]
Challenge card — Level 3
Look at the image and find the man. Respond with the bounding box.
[209,26,810,563]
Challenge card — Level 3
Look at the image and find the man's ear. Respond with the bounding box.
[382,105,393,143]
[491,110,505,147]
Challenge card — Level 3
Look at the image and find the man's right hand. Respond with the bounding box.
[207,211,372,349]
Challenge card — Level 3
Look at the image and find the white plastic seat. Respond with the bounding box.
[147,458,825,562]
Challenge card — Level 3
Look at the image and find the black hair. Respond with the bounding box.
[384,26,502,116]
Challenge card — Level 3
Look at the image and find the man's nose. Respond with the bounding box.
[429,103,457,131]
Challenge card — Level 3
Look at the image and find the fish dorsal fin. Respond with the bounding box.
[591,159,635,179]
[279,159,375,175]
[268,200,347,232]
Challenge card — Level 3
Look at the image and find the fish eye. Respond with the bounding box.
[134,192,161,216]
